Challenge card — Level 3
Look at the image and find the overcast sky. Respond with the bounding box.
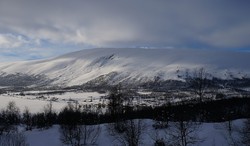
[0,0,250,61]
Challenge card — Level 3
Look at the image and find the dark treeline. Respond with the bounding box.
[1,94,250,146]
[1,97,250,132]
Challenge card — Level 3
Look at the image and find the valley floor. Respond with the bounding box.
[0,90,248,146]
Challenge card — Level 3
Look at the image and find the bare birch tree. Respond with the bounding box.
[186,68,209,103]
[60,124,100,146]
[168,120,201,146]
[109,119,145,146]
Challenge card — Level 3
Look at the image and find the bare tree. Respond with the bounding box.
[60,124,100,146]
[5,101,21,124]
[107,84,127,133]
[59,103,100,146]
[107,84,145,146]
[60,125,82,146]
[43,101,57,128]
[108,84,124,116]
[223,109,236,139]
[0,101,20,134]
[82,125,100,145]
[22,107,33,131]
[186,68,209,103]
[0,131,29,146]
[223,123,240,146]
[153,102,170,129]
[149,128,166,146]
[168,120,201,146]
[109,119,145,146]
[241,119,250,146]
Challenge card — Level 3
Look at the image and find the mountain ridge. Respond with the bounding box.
[0,48,250,87]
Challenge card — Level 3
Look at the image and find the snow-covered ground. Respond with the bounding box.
[0,94,65,113]
[0,88,245,113]
[22,119,245,146]
[0,91,106,113]
[0,89,246,145]
[0,90,176,113]
[0,48,250,86]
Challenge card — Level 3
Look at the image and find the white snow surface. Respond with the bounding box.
[0,48,250,86]
[22,119,245,146]
[0,91,106,113]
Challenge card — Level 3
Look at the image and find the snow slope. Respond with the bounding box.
[0,48,250,87]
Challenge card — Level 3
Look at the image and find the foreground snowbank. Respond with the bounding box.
[24,119,244,146]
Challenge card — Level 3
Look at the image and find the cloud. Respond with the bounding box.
[0,46,83,62]
[0,0,140,47]
[0,0,250,61]
[199,23,250,48]
[0,33,29,48]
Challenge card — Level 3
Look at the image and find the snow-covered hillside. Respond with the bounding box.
[0,48,250,87]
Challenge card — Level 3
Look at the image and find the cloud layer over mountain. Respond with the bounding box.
[0,0,250,61]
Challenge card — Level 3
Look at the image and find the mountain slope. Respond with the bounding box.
[0,48,250,87]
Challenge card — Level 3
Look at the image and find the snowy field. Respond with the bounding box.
[0,89,246,114]
[0,90,178,113]
[23,119,244,146]
[0,91,107,113]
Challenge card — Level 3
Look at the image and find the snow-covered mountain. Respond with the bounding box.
[0,48,250,87]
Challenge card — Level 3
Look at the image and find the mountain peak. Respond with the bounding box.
[0,48,250,87]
